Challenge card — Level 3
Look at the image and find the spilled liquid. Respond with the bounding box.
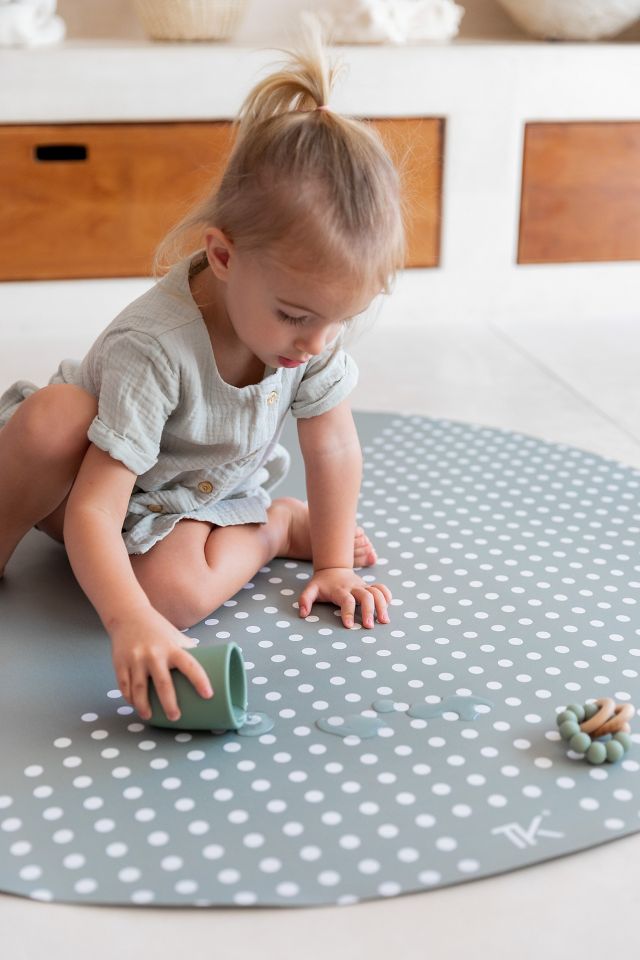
[236,711,275,737]
[315,695,494,739]
[372,699,396,714]
[407,695,494,722]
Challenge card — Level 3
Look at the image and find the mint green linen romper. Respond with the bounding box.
[0,253,359,555]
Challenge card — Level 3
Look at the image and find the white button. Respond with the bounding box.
[266,390,278,405]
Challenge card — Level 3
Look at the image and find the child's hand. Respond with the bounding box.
[298,568,392,629]
[110,608,213,722]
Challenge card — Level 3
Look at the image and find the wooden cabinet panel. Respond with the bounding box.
[0,117,442,280]
[374,117,443,269]
[0,122,233,280]
[518,121,640,264]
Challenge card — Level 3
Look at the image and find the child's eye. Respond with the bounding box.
[277,310,308,325]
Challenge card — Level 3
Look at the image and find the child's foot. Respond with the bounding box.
[274,496,377,567]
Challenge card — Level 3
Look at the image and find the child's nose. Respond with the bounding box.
[294,329,328,357]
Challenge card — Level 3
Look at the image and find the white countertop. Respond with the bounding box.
[2,38,640,123]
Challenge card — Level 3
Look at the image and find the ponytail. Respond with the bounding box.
[154,16,405,294]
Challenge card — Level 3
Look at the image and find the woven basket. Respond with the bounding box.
[133,0,248,41]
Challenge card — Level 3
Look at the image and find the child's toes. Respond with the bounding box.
[354,528,377,567]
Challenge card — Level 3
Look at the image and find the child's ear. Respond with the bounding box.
[203,227,234,281]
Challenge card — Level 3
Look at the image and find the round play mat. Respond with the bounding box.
[0,411,638,907]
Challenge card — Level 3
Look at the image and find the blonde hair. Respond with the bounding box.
[154,18,406,296]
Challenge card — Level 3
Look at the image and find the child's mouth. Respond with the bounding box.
[277,356,305,367]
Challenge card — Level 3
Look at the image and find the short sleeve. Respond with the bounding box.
[86,329,180,475]
[290,336,359,420]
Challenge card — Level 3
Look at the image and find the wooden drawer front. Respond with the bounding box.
[374,117,443,269]
[0,122,233,280]
[0,118,442,280]
[519,121,640,264]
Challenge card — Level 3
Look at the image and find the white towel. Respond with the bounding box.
[0,0,66,48]
[322,0,465,44]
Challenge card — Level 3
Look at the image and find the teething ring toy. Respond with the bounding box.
[556,698,635,765]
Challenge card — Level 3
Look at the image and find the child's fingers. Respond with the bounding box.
[351,587,375,629]
[173,649,214,701]
[147,663,180,722]
[368,586,390,623]
[298,583,319,618]
[177,635,200,649]
[370,582,392,604]
[340,593,357,628]
[115,669,131,705]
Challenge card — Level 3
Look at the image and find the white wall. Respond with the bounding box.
[56,0,640,43]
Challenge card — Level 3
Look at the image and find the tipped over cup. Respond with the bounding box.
[147,642,248,731]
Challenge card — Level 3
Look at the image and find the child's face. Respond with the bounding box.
[205,232,378,370]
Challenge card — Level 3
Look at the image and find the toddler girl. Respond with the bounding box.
[0,24,405,723]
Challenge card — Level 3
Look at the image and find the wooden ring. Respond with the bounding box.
[593,702,635,737]
[580,697,615,736]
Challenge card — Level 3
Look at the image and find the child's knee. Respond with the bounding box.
[17,384,97,460]
[132,555,213,631]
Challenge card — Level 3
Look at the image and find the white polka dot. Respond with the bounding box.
[94,818,115,833]
[10,841,31,856]
[1,817,22,832]
[75,878,98,895]
[148,831,170,846]
[202,844,225,860]
[24,765,43,778]
[234,891,258,905]
[131,890,154,904]
[106,842,128,858]
[436,836,457,852]
[175,880,198,895]
[63,853,85,870]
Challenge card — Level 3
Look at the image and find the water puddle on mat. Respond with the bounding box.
[316,696,494,739]
[236,711,275,736]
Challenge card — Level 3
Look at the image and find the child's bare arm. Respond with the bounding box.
[296,399,391,628]
[63,443,212,720]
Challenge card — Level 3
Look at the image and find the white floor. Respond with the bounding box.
[2,270,640,958]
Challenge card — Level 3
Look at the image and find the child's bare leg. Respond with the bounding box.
[130,496,378,630]
[0,384,97,576]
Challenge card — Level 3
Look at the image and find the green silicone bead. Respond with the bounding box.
[567,703,585,723]
[556,710,576,727]
[613,731,632,751]
[583,702,599,720]
[569,732,591,754]
[559,720,580,741]
[586,741,607,765]
[606,740,625,763]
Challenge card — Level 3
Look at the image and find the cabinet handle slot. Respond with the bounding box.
[34,144,88,162]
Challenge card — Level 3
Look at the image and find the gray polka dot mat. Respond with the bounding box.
[1,411,639,908]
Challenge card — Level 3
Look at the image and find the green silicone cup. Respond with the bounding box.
[147,642,248,731]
